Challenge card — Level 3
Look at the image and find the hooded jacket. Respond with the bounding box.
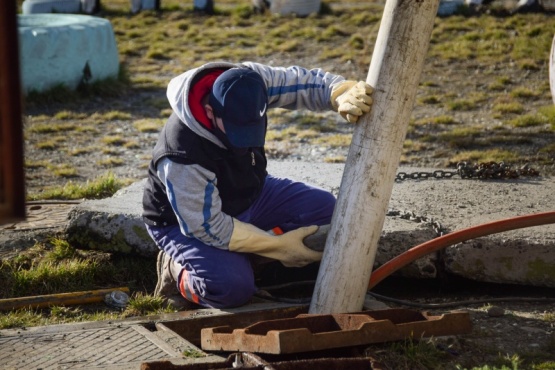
[142,61,345,249]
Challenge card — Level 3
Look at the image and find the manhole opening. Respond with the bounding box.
[142,322,157,332]
[157,306,308,347]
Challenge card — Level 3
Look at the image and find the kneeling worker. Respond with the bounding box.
[142,61,373,309]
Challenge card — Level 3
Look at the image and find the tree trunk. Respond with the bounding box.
[309,0,440,314]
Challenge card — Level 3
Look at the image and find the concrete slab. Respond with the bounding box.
[0,201,78,259]
[5,161,555,287]
[268,162,555,287]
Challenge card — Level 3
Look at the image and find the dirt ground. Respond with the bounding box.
[15,2,555,368]
[363,277,555,368]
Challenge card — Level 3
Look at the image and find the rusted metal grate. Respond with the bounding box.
[0,325,182,369]
[201,308,472,354]
[0,202,77,232]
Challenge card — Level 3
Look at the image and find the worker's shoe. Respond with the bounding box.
[154,251,196,310]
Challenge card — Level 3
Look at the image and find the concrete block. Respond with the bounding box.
[66,180,157,256]
[63,162,555,288]
[444,238,555,288]
[18,14,119,93]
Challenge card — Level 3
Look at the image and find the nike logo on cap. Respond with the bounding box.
[259,104,267,117]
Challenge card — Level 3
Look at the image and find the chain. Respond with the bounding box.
[386,209,446,237]
[395,161,540,182]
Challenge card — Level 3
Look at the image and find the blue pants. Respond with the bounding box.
[146,174,335,308]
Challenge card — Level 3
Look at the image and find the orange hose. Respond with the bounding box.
[368,211,555,290]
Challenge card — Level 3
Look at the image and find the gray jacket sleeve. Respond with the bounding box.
[156,157,234,249]
[242,62,346,111]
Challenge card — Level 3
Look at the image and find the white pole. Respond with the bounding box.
[550,34,554,105]
[309,0,440,314]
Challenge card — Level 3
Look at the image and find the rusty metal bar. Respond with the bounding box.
[201,308,471,354]
[0,287,130,311]
[0,2,26,225]
[157,305,307,347]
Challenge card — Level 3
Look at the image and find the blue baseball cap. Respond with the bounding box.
[209,68,268,148]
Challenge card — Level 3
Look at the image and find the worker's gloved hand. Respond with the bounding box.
[330,80,374,123]
[229,219,322,268]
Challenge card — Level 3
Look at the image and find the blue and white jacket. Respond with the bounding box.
[142,61,345,250]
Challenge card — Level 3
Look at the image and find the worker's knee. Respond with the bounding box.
[205,275,257,308]
[181,263,257,309]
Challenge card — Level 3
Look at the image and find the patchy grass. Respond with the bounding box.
[493,101,525,115]
[27,172,130,201]
[51,164,79,178]
[366,337,448,370]
[97,157,125,167]
[456,354,522,370]
[183,348,207,358]
[506,106,555,128]
[324,155,346,163]
[316,133,352,147]
[448,149,520,165]
[403,139,428,153]
[420,95,442,105]
[539,143,555,156]
[488,76,512,91]
[36,140,59,150]
[447,99,478,111]
[0,239,165,329]
[134,118,165,132]
[92,111,132,121]
[102,135,127,146]
[435,126,483,147]
[414,115,457,126]
[69,147,95,156]
[510,87,539,99]
[53,111,89,120]
[124,292,172,317]
[507,113,548,128]
[28,122,77,134]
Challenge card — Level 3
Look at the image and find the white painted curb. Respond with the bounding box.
[18,14,120,94]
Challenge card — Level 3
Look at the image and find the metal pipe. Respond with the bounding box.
[0,287,130,311]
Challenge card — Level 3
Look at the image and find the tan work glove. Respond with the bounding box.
[228,219,322,268]
[330,80,374,123]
